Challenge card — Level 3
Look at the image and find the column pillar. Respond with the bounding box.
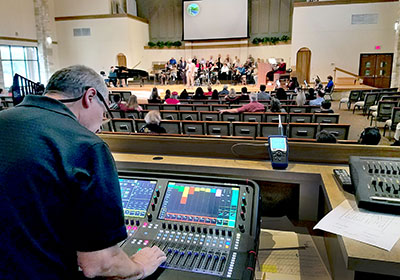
[391,4,400,88]
[33,0,54,84]
[0,52,4,90]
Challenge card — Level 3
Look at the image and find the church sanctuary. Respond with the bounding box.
[1,0,400,279]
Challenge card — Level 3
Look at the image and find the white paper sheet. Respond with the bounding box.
[314,200,400,251]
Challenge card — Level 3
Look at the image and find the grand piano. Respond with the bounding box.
[115,66,149,86]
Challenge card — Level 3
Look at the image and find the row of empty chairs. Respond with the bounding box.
[108,110,340,124]
[103,119,350,140]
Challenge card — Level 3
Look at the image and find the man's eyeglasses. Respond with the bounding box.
[59,87,113,119]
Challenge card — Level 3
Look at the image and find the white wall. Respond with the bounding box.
[291,2,397,82]
[54,0,110,17]
[142,44,292,73]
[56,17,149,73]
[0,0,36,40]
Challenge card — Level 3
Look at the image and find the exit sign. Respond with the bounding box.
[375,46,382,50]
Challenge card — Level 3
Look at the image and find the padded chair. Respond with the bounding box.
[161,111,179,120]
[205,121,230,136]
[161,120,181,134]
[288,123,318,139]
[212,104,229,111]
[288,106,307,113]
[120,91,132,101]
[259,123,288,137]
[367,94,400,118]
[221,113,241,122]
[109,110,124,118]
[101,119,113,132]
[146,104,161,111]
[319,124,350,140]
[314,113,340,124]
[339,90,360,110]
[232,122,258,138]
[112,119,135,133]
[243,112,264,122]
[370,101,398,126]
[200,111,220,121]
[125,110,141,119]
[134,119,146,132]
[324,85,334,101]
[194,105,211,111]
[180,111,199,121]
[178,104,194,111]
[353,93,378,115]
[181,121,205,135]
[264,113,287,123]
[163,105,177,111]
[289,113,313,123]
[384,107,400,137]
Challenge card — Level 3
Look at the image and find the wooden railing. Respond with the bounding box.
[333,67,363,85]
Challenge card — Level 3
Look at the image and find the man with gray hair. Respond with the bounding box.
[0,65,166,279]
[219,93,265,113]
[218,85,229,96]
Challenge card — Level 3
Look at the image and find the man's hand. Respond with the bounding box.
[130,246,166,278]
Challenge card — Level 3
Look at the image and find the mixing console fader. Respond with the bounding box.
[117,172,260,280]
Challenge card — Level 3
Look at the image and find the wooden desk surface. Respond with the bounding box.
[112,153,400,276]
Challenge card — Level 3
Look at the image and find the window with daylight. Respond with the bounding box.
[0,45,40,88]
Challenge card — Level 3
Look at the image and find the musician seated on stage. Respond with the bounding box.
[257,84,270,101]
[220,63,230,80]
[108,66,117,87]
[164,91,180,105]
[219,93,265,114]
[139,110,166,134]
[148,87,162,103]
[324,75,334,93]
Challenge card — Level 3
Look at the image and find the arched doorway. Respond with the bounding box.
[296,48,311,84]
[117,53,127,67]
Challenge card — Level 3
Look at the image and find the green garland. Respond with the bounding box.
[252,35,290,45]
[147,41,182,48]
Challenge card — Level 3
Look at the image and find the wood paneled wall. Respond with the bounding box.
[137,0,294,42]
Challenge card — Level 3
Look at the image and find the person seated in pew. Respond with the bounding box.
[218,85,229,96]
[179,89,189,99]
[164,91,180,105]
[307,88,316,102]
[320,100,334,113]
[309,90,325,106]
[139,110,166,134]
[148,87,162,103]
[270,97,286,113]
[163,89,171,102]
[211,89,219,100]
[204,86,213,97]
[358,127,381,145]
[276,88,287,100]
[219,93,264,114]
[316,130,337,143]
[240,87,250,101]
[296,89,306,106]
[109,94,124,110]
[225,88,240,104]
[192,87,206,99]
[119,94,142,111]
[257,84,270,101]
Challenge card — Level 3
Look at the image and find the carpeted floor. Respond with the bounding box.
[331,91,393,146]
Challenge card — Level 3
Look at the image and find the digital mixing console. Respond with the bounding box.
[118,172,260,280]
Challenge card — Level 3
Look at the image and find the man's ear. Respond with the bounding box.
[82,88,97,109]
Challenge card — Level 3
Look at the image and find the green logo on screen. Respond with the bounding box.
[187,3,200,16]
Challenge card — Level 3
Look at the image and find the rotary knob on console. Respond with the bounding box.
[209,228,213,234]
[185,225,189,232]
[162,223,166,229]
[147,213,152,222]
[228,231,232,237]
[153,196,158,204]
[155,189,160,197]
[179,225,184,231]
[203,227,207,234]
[168,224,172,230]
[221,230,226,236]
[240,211,245,220]
[151,203,155,211]
[239,224,245,233]
[191,226,195,232]
[215,229,219,235]
[173,224,178,231]
[242,196,247,205]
